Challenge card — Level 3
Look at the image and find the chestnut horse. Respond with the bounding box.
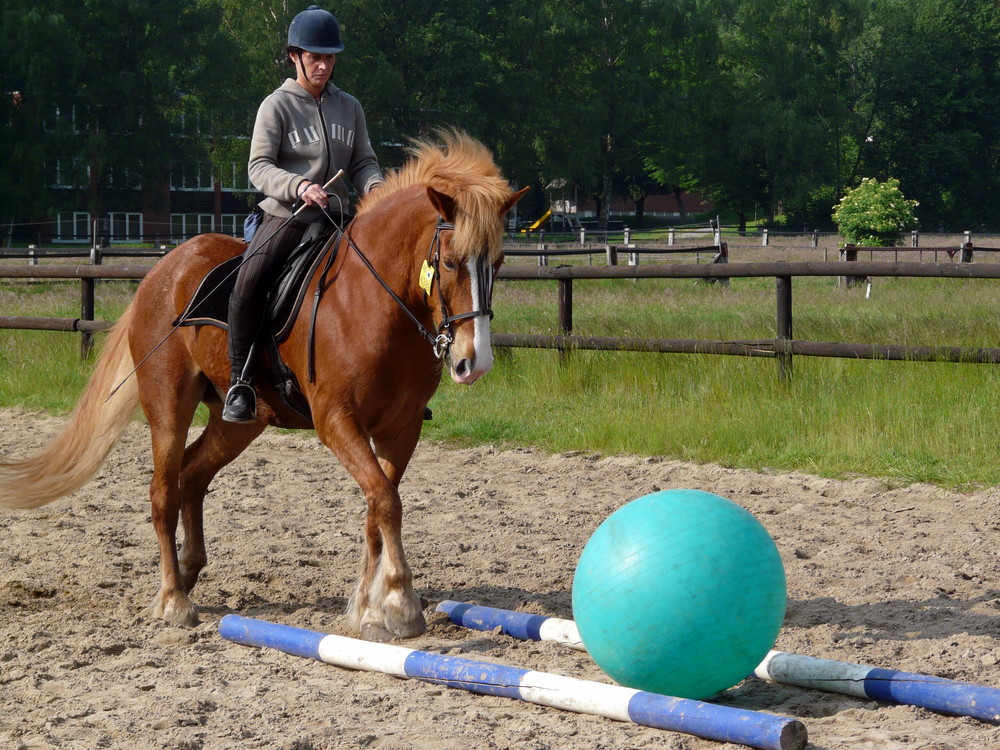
[0,131,527,640]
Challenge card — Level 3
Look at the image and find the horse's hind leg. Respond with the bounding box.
[144,387,203,627]
[177,414,265,593]
[317,417,425,641]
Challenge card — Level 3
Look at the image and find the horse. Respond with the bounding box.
[0,130,527,641]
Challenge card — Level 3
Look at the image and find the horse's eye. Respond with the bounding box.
[443,259,458,272]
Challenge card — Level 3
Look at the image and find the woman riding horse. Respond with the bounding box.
[226,5,384,423]
[0,130,527,641]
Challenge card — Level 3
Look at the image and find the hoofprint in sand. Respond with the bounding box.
[1,408,997,749]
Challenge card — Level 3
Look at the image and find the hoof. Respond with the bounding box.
[385,609,427,639]
[151,591,200,627]
[360,622,396,643]
[356,606,426,641]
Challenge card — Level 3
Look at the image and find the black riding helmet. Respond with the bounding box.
[287,5,344,54]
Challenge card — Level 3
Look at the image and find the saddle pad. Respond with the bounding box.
[173,256,241,331]
[173,228,341,335]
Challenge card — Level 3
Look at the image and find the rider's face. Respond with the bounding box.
[293,51,336,95]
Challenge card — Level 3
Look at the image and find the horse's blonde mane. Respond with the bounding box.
[356,130,511,264]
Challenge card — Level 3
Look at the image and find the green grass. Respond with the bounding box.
[3,273,1000,489]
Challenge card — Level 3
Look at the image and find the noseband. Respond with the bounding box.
[421,218,496,358]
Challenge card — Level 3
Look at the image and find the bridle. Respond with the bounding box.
[420,218,497,358]
[340,214,496,360]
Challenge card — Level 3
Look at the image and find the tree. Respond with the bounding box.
[1,0,245,231]
[847,0,1000,227]
[832,177,918,246]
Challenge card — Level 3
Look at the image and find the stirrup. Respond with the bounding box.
[222,382,257,423]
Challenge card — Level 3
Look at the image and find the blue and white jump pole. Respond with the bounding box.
[219,614,807,750]
[436,601,1000,725]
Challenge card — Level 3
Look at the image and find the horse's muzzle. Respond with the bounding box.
[448,314,494,385]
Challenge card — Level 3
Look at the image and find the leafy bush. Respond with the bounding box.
[832,177,919,246]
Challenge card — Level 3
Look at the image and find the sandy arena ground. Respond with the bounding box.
[0,408,997,750]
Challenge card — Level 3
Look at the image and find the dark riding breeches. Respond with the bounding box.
[227,212,309,380]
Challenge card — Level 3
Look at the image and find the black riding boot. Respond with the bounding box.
[223,293,260,423]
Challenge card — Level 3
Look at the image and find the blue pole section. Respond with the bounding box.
[437,600,584,650]
[437,600,554,643]
[757,652,999,725]
[219,615,807,750]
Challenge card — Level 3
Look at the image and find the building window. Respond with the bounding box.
[108,212,143,243]
[169,213,247,240]
[218,214,246,237]
[55,212,92,243]
[170,213,214,240]
[218,162,252,191]
[46,158,90,189]
[170,164,214,191]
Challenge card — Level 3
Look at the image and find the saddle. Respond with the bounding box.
[174,222,343,424]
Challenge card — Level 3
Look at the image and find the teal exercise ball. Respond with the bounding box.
[572,489,786,700]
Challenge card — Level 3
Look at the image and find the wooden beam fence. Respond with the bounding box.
[502,242,728,269]
[495,260,1000,380]
[4,261,1000,379]
[0,265,149,357]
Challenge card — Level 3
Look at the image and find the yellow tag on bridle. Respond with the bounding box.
[419,259,435,295]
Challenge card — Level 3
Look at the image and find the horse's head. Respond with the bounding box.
[424,184,528,384]
[356,130,528,384]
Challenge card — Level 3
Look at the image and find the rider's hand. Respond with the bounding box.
[297,181,329,208]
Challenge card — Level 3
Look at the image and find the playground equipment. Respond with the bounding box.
[521,178,582,232]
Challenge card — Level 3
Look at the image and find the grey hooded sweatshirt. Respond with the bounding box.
[248,78,384,219]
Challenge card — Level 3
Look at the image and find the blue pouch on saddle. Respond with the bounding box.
[243,206,263,243]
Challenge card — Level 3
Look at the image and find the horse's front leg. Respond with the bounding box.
[317,416,425,641]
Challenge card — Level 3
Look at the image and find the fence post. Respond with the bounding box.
[762,229,769,247]
[558,277,573,365]
[80,239,104,358]
[707,243,730,287]
[839,243,866,288]
[811,231,819,249]
[579,227,586,245]
[668,227,675,246]
[538,243,549,267]
[776,275,792,382]
[961,242,974,263]
[605,244,618,266]
[558,278,573,335]
[80,275,95,358]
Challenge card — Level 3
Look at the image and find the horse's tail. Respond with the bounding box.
[0,304,141,509]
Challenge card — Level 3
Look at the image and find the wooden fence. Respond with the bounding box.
[3,260,1000,379]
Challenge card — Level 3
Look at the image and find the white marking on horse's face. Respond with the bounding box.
[449,257,494,385]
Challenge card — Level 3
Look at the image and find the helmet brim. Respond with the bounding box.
[298,43,344,54]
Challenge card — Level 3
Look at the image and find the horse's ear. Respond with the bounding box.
[501,186,530,216]
[427,186,457,221]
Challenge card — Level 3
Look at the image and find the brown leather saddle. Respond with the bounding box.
[174,224,343,423]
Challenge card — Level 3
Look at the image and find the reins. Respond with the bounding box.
[321,207,492,361]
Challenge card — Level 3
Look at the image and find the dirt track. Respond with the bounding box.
[1,408,998,749]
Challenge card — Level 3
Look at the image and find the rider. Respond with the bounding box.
[224,5,384,423]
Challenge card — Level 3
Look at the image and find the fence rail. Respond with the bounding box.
[3,261,1000,378]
